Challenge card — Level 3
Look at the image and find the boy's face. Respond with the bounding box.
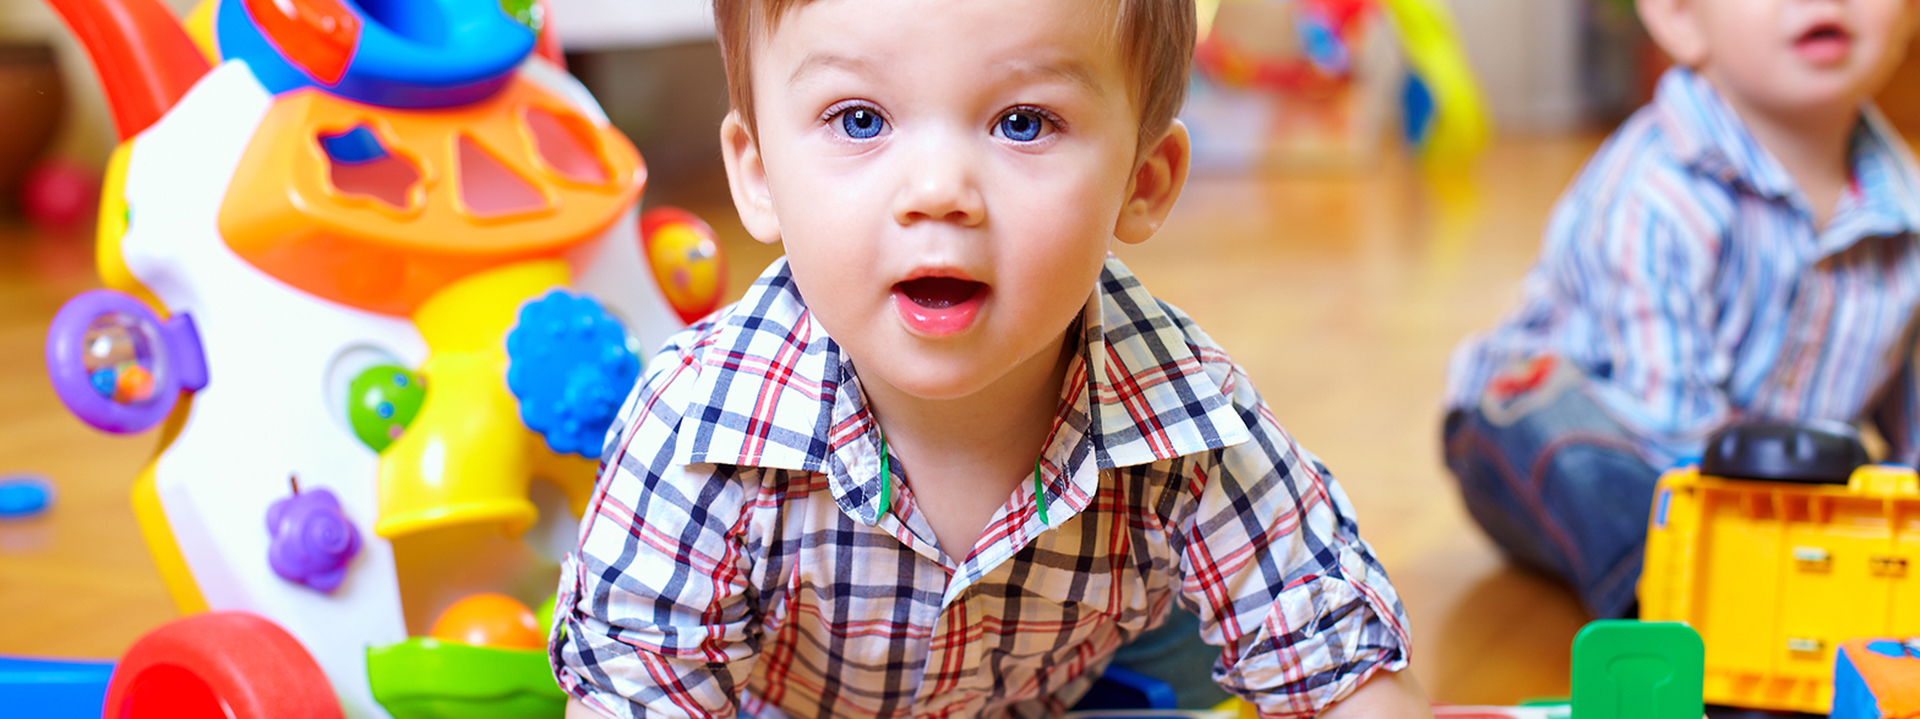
[1650,0,1918,117]
[723,0,1184,401]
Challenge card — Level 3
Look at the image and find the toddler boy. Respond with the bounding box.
[552,0,1425,716]
[1446,0,1920,619]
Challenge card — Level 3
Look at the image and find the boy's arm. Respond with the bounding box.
[1316,670,1432,719]
[566,698,615,719]
[1556,185,1730,457]
[548,356,763,718]
[1171,363,1416,716]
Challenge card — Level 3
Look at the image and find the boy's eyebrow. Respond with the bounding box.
[787,53,1107,98]
[789,52,877,86]
[995,58,1106,97]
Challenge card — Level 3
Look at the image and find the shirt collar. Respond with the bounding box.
[1654,66,1920,243]
[670,255,1252,525]
[1654,66,1803,202]
[1843,106,1920,242]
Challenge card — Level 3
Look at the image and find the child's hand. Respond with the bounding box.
[1317,669,1432,719]
[566,698,615,719]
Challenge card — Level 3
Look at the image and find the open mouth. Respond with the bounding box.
[897,277,986,309]
[1794,22,1852,63]
[892,276,987,336]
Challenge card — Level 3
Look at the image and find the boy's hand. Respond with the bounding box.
[1317,669,1433,719]
[566,698,615,719]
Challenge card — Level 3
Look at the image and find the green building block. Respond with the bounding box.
[1571,620,1703,719]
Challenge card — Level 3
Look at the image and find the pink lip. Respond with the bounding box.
[1794,24,1851,65]
[891,273,987,337]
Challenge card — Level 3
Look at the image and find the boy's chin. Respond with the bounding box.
[865,365,998,402]
[1709,64,1875,116]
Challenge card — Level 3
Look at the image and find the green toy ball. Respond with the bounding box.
[500,0,544,32]
[347,365,425,452]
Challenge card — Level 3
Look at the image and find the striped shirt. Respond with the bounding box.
[552,256,1410,718]
[1447,67,1920,465]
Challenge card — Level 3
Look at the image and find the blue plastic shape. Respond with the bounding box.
[0,655,114,719]
[1070,664,1179,712]
[0,475,52,518]
[1400,72,1435,147]
[506,291,641,459]
[320,126,388,164]
[1834,640,1920,719]
[1835,645,1880,719]
[217,0,533,108]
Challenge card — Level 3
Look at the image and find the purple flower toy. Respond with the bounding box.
[266,480,362,594]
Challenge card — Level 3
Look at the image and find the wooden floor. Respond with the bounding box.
[0,134,1612,705]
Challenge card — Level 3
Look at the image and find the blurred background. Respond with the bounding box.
[0,0,1916,709]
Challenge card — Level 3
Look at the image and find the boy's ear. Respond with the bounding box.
[720,111,782,245]
[1114,120,1191,245]
[1637,0,1708,67]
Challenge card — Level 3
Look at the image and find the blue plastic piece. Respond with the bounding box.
[1837,640,1920,719]
[0,475,52,518]
[1835,645,1880,719]
[217,0,534,108]
[320,126,389,164]
[1867,640,1912,658]
[88,367,117,398]
[506,291,641,459]
[1070,665,1179,712]
[1401,72,1436,148]
[0,655,113,719]
[1297,14,1349,76]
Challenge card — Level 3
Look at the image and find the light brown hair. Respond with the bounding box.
[712,0,1196,153]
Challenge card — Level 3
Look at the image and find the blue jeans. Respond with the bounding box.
[1107,605,1233,709]
[1443,378,1661,619]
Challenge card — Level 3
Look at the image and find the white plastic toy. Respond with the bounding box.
[38,0,726,716]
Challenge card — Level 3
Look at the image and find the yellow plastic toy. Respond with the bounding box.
[1641,436,1920,714]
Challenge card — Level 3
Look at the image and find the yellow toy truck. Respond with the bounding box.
[1640,422,1920,713]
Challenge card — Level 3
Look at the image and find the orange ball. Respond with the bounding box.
[113,362,154,404]
[428,593,544,650]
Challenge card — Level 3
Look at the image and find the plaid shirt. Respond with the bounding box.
[1448,68,1920,464]
[552,256,1410,719]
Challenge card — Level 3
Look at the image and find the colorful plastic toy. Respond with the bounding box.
[1640,423,1920,714]
[0,474,54,519]
[1379,0,1490,170]
[1185,0,1487,172]
[640,206,727,325]
[106,611,343,719]
[266,481,363,594]
[1569,620,1703,719]
[428,593,545,650]
[1833,638,1920,719]
[36,0,723,716]
[0,655,113,719]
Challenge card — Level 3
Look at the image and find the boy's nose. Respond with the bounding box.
[891,140,986,227]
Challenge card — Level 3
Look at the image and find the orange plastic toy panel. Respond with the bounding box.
[218,79,645,316]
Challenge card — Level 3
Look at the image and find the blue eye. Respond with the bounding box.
[839,108,886,139]
[997,110,1048,142]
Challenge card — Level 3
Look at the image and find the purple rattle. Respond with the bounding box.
[44,289,207,434]
[266,477,362,594]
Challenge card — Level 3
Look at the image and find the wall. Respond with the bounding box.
[0,0,200,166]
[1442,0,1590,133]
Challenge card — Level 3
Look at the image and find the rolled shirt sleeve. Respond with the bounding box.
[1179,367,1411,718]
[552,351,762,719]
